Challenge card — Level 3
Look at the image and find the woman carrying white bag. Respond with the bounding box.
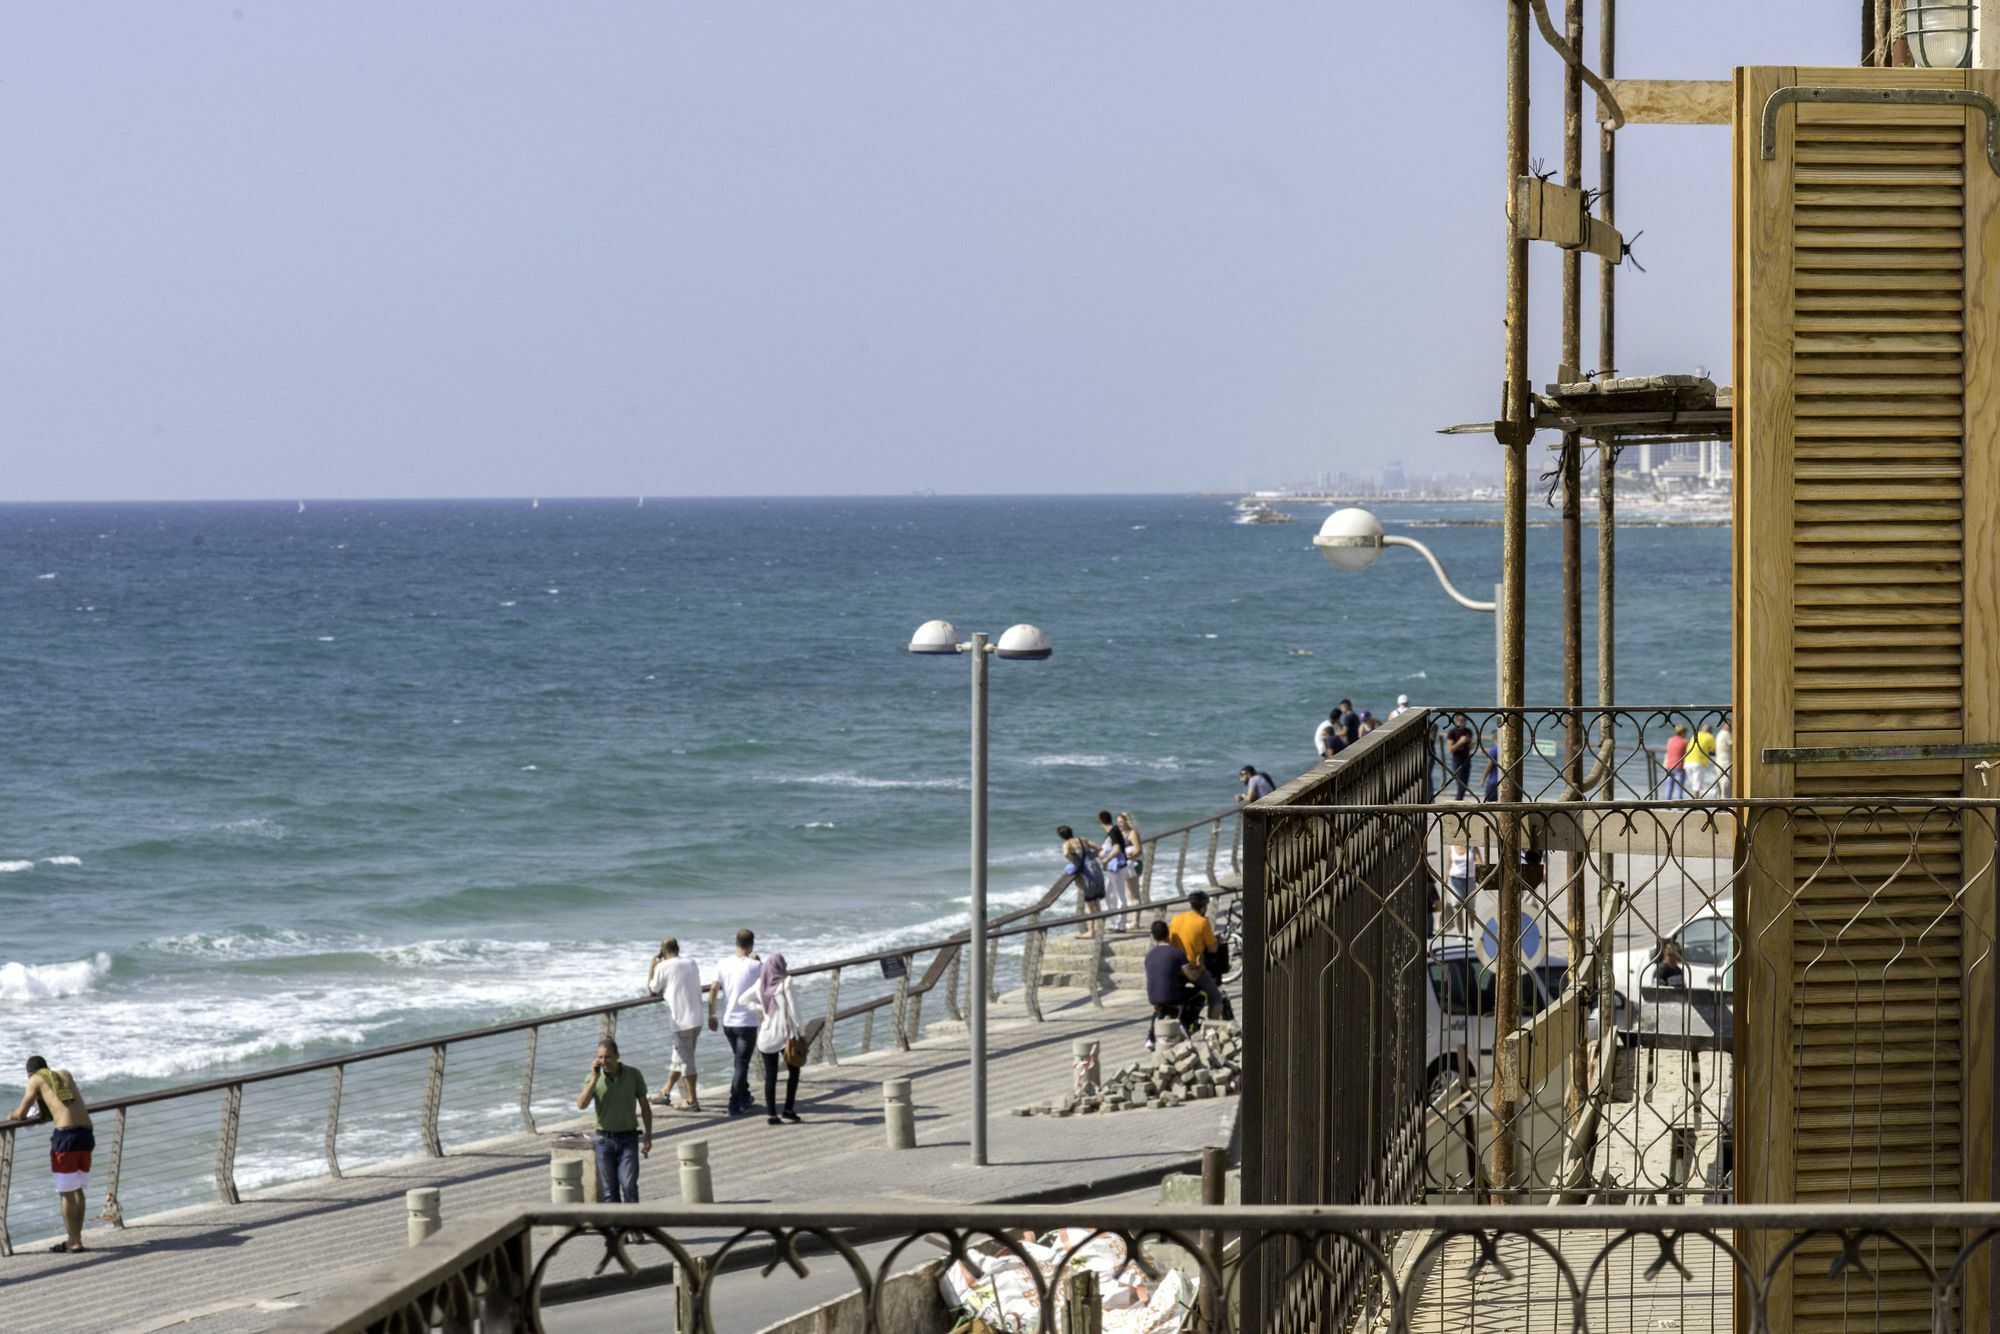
[754,952,807,1125]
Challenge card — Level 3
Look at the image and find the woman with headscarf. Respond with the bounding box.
[753,952,803,1125]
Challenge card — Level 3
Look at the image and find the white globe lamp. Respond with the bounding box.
[1315,507,1387,572]
[995,623,1053,661]
[908,619,962,655]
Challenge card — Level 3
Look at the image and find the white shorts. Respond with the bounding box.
[670,1027,700,1074]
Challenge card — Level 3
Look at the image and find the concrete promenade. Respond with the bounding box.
[0,983,1238,1334]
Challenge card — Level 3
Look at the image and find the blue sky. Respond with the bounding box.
[1,2,1851,500]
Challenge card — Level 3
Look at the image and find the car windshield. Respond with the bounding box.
[1429,956,1495,1015]
[1676,916,1736,968]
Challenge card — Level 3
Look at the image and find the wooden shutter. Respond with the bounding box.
[1735,65,2000,1331]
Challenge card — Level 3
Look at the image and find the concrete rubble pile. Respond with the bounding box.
[1014,1024,1242,1118]
[938,1228,1196,1333]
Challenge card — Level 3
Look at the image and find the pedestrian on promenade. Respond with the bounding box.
[1713,720,1734,796]
[1662,725,1691,800]
[1686,724,1717,797]
[1337,698,1361,744]
[1482,734,1501,803]
[1144,920,1199,1051]
[1098,810,1136,933]
[1169,891,1230,1021]
[647,938,705,1111]
[1117,812,1145,902]
[1389,693,1413,721]
[1237,766,1275,803]
[1314,709,1344,759]
[1445,843,1477,931]
[753,952,805,1125]
[709,929,764,1117]
[9,1056,94,1253]
[1059,825,1107,936]
[574,1038,652,1203]
[1445,715,1476,800]
[1357,710,1376,737]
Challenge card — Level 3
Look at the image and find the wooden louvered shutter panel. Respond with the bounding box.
[1735,65,2000,1333]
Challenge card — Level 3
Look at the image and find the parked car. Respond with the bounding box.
[1611,898,1735,1031]
[1424,935,1625,1098]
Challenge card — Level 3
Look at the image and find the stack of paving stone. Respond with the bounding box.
[1014,1023,1242,1117]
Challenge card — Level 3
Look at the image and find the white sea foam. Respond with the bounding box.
[0,953,110,1000]
[35,572,55,579]
[499,600,517,607]
[772,771,968,792]
[1204,634,1219,640]
[0,860,32,874]
[546,588,560,595]
[802,821,837,829]
[1028,754,1116,769]
[41,855,81,867]
[520,764,538,771]
[219,817,287,839]
[317,636,336,643]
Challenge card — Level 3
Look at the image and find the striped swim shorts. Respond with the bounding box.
[50,1126,94,1192]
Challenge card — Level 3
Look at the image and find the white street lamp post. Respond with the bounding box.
[908,618,1052,1167]
[1313,507,1502,704]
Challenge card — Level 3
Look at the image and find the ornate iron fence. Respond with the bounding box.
[1239,709,1433,1331]
[277,1200,2000,1333]
[0,806,1243,1256]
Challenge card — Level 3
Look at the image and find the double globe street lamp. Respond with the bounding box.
[1313,507,1502,705]
[909,619,1053,1167]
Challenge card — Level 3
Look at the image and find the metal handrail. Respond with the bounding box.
[0,802,1244,1254]
[0,802,1242,1135]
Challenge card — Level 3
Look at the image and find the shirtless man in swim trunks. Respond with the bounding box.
[9,1055,95,1253]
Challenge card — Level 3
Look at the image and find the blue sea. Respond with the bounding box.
[0,496,1728,1100]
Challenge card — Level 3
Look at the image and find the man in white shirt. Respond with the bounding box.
[709,929,764,1117]
[648,938,707,1111]
[1388,694,1412,720]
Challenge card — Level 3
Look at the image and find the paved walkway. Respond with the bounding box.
[0,984,1237,1333]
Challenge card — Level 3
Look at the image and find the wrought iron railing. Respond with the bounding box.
[276,1200,2000,1333]
[1422,705,1734,803]
[0,805,1245,1256]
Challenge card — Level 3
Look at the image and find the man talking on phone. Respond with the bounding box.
[575,1038,653,1202]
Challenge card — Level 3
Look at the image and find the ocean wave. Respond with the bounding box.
[0,953,111,1001]
[219,817,287,839]
[769,771,968,792]
[41,855,82,867]
[801,821,837,829]
[0,860,32,874]
[36,572,56,579]
[1027,754,1116,769]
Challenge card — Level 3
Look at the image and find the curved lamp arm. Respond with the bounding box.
[1383,535,1496,613]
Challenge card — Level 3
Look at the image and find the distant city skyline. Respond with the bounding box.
[3,3,1845,502]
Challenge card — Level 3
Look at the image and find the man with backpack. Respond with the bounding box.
[1058,825,1107,935]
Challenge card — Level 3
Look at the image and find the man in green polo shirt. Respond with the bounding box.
[575,1038,653,1202]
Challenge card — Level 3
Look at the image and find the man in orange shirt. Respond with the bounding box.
[1168,892,1229,1021]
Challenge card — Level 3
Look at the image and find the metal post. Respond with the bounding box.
[968,629,991,1167]
[1597,0,1618,718]
[821,970,841,1065]
[1199,1145,1227,1329]
[1493,583,1505,708]
[519,1029,538,1134]
[326,1065,345,1178]
[101,1108,127,1227]
[0,1126,14,1257]
[1493,0,1531,1199]
[216,1083,243,1205]
[422,1044,447,1157]
[1561,0,1591,1139]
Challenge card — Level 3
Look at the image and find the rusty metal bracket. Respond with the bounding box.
[1762,742,2000,764]
[1761,85,2000,178]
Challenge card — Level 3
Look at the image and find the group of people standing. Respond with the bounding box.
[573,930,809,1205]
[1056,810,1146,934]
[1662,721,1732,799]
[1312,693,1415,760]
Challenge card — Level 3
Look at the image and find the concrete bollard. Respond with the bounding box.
[677,1139,714,1204]
[550,1131,599,1204]
[406,1188,441,1246]
[883,1078,916,1150]
[1073,1039,1101,1095]
[550,1157,584,1206]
